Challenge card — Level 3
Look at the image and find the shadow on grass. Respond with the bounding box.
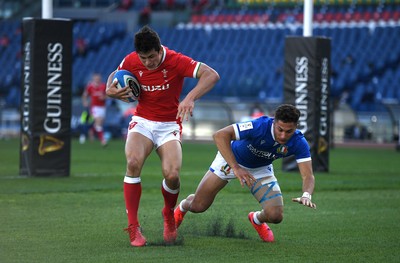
[145,216,250,247]
[183,216,250,240]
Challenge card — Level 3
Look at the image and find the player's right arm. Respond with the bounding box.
[213,125,256,188]
[105,70,130,103]
[292,160,317,209]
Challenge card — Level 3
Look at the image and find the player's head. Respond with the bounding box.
[134,25,163,70]
[274,104,300,124]
[92,73,102,84]
[273,104,300,145]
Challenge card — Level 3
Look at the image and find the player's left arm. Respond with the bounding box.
[177,63,220,121]
[292,160,317,209]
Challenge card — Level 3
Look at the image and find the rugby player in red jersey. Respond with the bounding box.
[106,25,220,246]
[82,73,107,146]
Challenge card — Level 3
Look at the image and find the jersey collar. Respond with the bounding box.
[158,45,166,66]
[271,121,276,141]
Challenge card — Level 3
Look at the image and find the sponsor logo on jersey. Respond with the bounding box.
[142,84,170,91]
[247,144,277,159]
[238,122,253,131]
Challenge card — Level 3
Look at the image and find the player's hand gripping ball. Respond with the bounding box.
[113,70,141,102]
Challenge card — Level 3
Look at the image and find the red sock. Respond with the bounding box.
[161,180,179,215]
[97,130,104,142]
[124,181,141,226]
[94,125,104,142]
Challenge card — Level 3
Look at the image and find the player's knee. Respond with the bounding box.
[189,205,207,213]
[188,200,209,213]
[268,213,283,224]
[162,167,180,182]
[126,157,141,172]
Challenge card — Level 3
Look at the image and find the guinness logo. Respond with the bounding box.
[318,137,328,154]
[21,133,29,151]
[38,135,64,155]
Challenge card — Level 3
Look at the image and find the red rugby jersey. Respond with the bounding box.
[86,82,106,107]
[118,46,200,122]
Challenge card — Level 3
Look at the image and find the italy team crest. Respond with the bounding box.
[220,163,231,175]
[277,145,288,155]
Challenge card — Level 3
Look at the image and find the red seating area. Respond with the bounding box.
[312,10,400,23]
[191,13,271,24]
[190,10,400,24]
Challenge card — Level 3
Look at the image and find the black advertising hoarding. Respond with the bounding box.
[20,18,72,177]
[283,37,331,172]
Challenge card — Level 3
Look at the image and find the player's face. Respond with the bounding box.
[138,49,162,70]
[273,120,297,145]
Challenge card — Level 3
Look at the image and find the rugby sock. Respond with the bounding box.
[253,211,262,225]
[94,125,105,143]
[179,200,187,212]
[98,131,105,143]
[124,176,142,226]
[161,179,179,214]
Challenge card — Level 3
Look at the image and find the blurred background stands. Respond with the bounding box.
[0,0,399,146]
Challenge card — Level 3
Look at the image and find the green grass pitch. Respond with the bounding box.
[1,138,400,262]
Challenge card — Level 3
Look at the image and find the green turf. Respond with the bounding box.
[1,138,400,262]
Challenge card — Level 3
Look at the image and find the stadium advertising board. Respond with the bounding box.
[20,18,72,177]
[283,37,331,172]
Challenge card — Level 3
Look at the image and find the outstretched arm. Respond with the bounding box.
[292,160,317,209]
[176,63,220,121]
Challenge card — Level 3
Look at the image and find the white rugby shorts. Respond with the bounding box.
[209,151,277,184]
[127,116,182,148]
[90,106,106,119]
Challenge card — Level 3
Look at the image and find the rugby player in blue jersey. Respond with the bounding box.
[174,104,316,242]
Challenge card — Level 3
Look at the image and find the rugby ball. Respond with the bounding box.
[113,69,141,102]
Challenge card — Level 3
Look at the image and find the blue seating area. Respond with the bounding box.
[0,18,399,112]
[0,21,21,108]
[157,26,287,99]
[72,21,127,92]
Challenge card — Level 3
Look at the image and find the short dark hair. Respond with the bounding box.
[134,25,161,54]
[274,104,300,124]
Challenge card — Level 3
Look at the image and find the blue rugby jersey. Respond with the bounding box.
[231,116,311,168]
